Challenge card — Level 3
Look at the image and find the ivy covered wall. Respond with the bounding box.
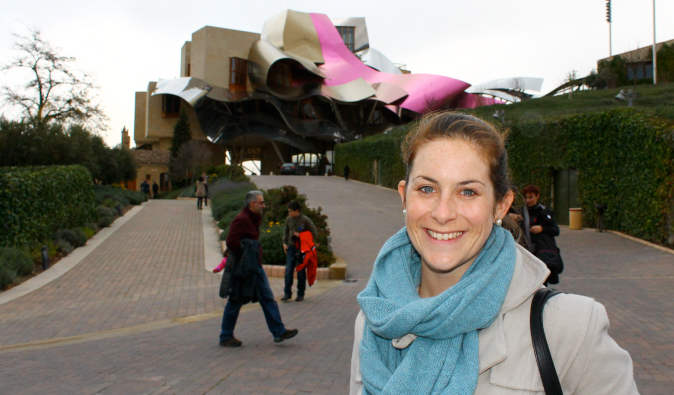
[335,109,674,244]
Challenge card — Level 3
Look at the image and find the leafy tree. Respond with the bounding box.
[0,28,107,129]
[654,43,674,83]
[170,107,191,157]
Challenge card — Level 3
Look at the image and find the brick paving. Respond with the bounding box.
[0,176,671,394]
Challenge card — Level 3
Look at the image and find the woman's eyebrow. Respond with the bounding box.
[458,180,486,187]
[412,176,439,183]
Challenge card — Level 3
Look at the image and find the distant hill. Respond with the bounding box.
[462,82,674,124]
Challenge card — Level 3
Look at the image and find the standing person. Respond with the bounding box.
[344,164,350,181]
[350,112,638,394]
[219,191,299,347]
[509,185,563,285]
[201,171,209,206]
[140,180,150,199]
[281,201,318,302]
[152,181,159,199]
[195,176,206,210]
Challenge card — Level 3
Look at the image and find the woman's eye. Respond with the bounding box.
[461,189,476,196]
[420,186,435,194]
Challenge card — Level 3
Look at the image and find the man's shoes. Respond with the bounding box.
[280,295,292,302]
[274,329,299,343]
[295,296,304,302]
[219,337,242,347]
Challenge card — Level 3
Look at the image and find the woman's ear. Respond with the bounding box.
[496,189,514,221]
[398,180,406,209]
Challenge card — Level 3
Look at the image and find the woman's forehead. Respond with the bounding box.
[410,139,490,181]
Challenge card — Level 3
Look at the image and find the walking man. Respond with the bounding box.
[152,181,159,199]
[219,191,299,347]
[343,164,350,181]
[140,180,150,198]
[201,171,209,206]
[281,201,318,302]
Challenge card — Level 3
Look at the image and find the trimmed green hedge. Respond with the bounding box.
[0,165,97,248]
[335,109,674,244]
[508,108,674,243]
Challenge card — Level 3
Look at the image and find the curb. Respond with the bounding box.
[212,219,347,280]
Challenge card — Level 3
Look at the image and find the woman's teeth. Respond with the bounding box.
[427,230,463,241]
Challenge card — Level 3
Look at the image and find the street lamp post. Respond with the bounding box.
[606,0,612,56]
[653,0,658,85]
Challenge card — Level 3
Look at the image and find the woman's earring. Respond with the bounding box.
[495,218,503,226]
[403,209,407,215]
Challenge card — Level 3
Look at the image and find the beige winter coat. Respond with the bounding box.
[350,244,639,395]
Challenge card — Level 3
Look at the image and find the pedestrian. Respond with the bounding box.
[509,184,563,285]
[195,176,206,210]
[201,171,209,207]
[281,201,318,302]
[344,164,350,180]
[219,190,299,347]
[152,181,159,199]
[350,112,638,394]
[140,180,150,199]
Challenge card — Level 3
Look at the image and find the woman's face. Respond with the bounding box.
[524,193,539,207]
[398,139,513,278]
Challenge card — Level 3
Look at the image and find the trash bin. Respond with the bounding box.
[569,208,582,230]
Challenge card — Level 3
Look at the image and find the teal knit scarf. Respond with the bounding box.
[357,226,516,395]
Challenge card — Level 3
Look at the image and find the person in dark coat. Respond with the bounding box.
[219,190,299,347]
[152,181,159,198]
[344,164,350,180]
[140,180,150,198]
[509,184,563,285]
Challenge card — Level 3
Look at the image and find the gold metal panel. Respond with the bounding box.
[371,82,408,104]
[283,10,324,64]
[320,78,376,102]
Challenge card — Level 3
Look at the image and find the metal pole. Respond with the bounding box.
[653,0,658,85]
[609,22,612,56]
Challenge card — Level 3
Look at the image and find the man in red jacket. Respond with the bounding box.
[219,190,299,347]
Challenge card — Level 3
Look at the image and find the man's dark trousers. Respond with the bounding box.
[284,246,306,298]
[219,266,286,341]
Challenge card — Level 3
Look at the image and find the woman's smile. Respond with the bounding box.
[425,229,464,241]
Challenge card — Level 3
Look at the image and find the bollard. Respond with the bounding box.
[569,208,583,230]
[41,246,49,270]
[594,203,606,232]
[115,204,122,216]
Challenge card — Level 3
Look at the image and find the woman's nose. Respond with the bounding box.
[431,196,458,224]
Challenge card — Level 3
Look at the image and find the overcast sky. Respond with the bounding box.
[1,0,672,148]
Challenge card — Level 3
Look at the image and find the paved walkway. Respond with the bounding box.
[0,176,671,394]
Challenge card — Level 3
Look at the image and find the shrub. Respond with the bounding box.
[259,223,286,265]
[93,185,145,206]
[0,247,34,276]
[219,227,230,241]
[0,265,16,289]
[217,210,239,230]
[98,215,114,228]
[80,227,95,239]
[103,198,117,208]
[84,222,98,232]
[204,164,249,182]
[72,228,88,246]
[262,186,335,267]
[0,165,97,249]
[55,229,79,248]
[55,239,73,254]
[97,205,115,219]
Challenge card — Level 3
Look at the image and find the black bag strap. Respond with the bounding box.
[523,206,535,253]
[531,288,564,395]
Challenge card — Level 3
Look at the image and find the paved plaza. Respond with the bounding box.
[0,176,672,394]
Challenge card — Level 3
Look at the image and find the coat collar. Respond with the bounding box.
[478,244,550,374]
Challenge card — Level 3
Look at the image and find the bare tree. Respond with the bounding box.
[0,28,107,128]
[565,70,579,100]
[169,140,213,185]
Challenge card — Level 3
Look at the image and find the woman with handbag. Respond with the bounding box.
[349,112,638,395]
[509,185,564,285]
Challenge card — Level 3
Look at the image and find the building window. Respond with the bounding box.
[336,26,356,52]
[268,61,292,88]
[230,57,248,91]
[187,63,191,77]
[161,95,180,118]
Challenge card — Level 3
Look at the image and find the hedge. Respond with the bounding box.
[335,109,674,244]
[0,165,97,248]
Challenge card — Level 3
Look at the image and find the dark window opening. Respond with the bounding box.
[268,61,292,88]
[230,57,248,91]
[187,63,191,77]
[162,95,180,118]
[336,26,356,52]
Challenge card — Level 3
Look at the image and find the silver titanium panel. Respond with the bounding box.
[331,17,369,53]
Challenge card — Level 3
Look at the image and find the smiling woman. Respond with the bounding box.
[350,112,639,395]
